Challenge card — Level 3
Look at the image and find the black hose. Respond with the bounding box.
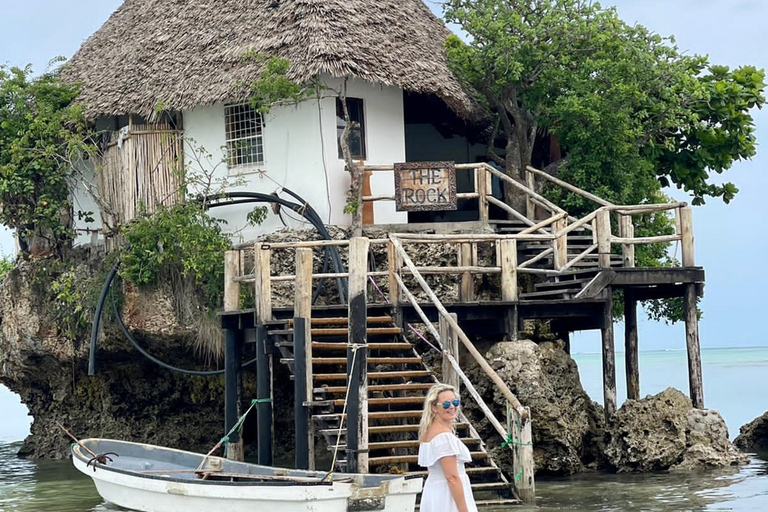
[89,260,121,376]
[110,290,258,375]
[90,189,345,375]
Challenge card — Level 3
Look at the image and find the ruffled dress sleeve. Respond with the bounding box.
[418,432,472,468]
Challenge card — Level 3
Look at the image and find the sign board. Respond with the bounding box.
[393,161,457,212]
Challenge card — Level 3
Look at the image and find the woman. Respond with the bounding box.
[417,383,478,512]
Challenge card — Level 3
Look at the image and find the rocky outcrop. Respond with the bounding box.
[734,412,768,452]
[464,339,606,475]
[0,256,295,460]
[604,388,746,472]
[464,342,748,476]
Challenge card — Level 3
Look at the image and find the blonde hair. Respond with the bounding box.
[418,383,459,441]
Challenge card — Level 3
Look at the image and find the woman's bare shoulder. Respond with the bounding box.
[422,427,453,444]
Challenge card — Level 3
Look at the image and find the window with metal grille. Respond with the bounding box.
[224,102,264,169]
[336,97,366,160]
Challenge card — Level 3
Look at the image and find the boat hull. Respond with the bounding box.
[72,439,421,512]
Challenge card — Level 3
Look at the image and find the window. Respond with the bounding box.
[224,102,264,169]
[336,97,366,160]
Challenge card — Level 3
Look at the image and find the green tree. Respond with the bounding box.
[443,0,764,207]
[0,64,95,254]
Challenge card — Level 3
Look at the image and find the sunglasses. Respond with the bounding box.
[440,399,461,409]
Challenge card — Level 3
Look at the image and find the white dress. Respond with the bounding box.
[417,432,478,512]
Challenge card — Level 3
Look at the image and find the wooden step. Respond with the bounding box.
[369,452,488,466]
[328,438,479,451]
[518,289,576,299]
[313,410,423,422]
[332,396,424,407]
[407,466,501,477]
[319,422,470,436]
[313,370,432,382]
[314,383,435,394]
[471,482,513,492]
[534,277,593,290]
[300,357,422,365]
[475,498,522,506]
[271,327,402,336]
[288,316,394,326]
[311,341,413,351]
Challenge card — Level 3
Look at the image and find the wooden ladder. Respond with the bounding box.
[273,314,521,506]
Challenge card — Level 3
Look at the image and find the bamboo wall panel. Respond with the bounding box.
[97,123,184,231]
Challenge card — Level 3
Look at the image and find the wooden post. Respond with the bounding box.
[679,206,695,267]
[440,313,460,390]
[553,217,567,270]
[294,248,314,469]
[458,242,475,302]
[601,289,617,419]
[477,167,489,224]
[387,240,402,309]
[525,168,536,220]
[499,239,519,341]
[516,410,535,503]
[362,170,374,225]
[619,215,635,268]
[596,208,612,268]
[256,325,273,465]
[624,289,639,400]
[254,245,274,465]
[346,237,369,473]
[223,251,244,461]
[685,284,704,408]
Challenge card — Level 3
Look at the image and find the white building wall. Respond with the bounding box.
[182,75,407,242]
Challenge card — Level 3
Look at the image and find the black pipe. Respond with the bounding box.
[89,260,121,376]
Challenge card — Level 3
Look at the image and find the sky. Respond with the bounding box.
[1,0,767,354]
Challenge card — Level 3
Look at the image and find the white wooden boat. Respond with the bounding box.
[72,438,422,512]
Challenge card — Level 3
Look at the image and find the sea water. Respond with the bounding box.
[1,347,767,511]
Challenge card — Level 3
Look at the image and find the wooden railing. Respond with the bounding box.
[361,162,695,270]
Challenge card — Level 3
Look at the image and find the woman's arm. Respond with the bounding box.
[438,455,469,512]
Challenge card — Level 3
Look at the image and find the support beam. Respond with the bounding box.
[294,248,314,469]
[256,325,274,465]
[346,237,369,473]
[223,251,244,461]
[499,239,519,340]
[458,242,475,302]
[619,215,635,268]
[596,208,612,268]
[685,283,704,408]
[624,289,639,400]
[440,313,460,390]
[553,217,567,270]
[601,290,617,419]
[679,206,695,267]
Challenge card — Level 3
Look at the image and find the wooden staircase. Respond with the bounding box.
[272,315,521,506]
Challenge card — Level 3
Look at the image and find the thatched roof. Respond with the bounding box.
[63,0,479,120]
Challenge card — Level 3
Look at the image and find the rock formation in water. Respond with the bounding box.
[734,413,768,452]
[463,340,748,475]
[0,255,294,461]
[604,387,747,471]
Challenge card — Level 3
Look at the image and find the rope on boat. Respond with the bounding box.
[323,342,365,482]
[196,398,271,470]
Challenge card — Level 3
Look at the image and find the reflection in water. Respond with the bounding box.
[1,440,767,512]
[0,442,119,512]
